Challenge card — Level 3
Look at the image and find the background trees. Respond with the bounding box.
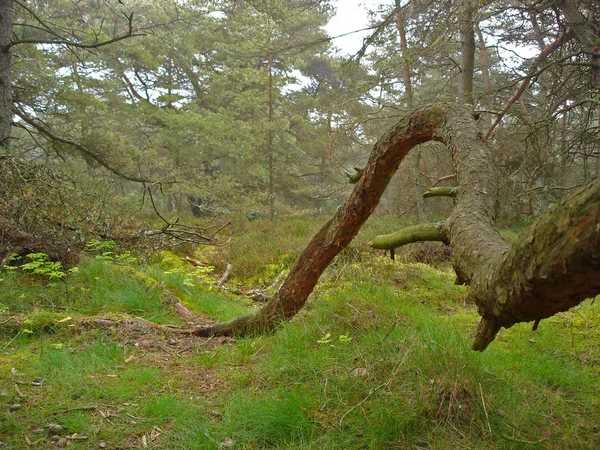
[1,0,598,257]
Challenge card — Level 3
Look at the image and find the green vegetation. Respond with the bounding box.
[1,218,598,449]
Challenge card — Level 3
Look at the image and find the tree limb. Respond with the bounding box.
[13,107,150,183]
[370,222,448,250]
[423,187,457,198]
[5,11,143,50]
[484,32,573,139]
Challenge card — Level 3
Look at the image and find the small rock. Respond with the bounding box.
[51,435,61,442]
[167,339,177,346]
[57,437,68,447]
[46,423,63,433]
[98,442,106,448]
[351,368,368,377]
[8,404,21,412]
[219,438,234,448]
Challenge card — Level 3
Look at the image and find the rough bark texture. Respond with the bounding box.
[475,24,492,127]
[470,178,600,348]
[194,104,600,351]
[0,0,12,147]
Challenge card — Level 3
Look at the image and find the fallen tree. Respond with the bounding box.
[194,104,600,351]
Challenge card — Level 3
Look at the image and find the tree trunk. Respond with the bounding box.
[394,0,413,109]
[193,104,600,351]
[0,0,12,147]
[475,24,492,127]
[267,51,275,221]
[458,0,475,104]
[394,0,423,220]
[412,149,425,221]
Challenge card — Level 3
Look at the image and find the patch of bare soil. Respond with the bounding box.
[79,317,237,399]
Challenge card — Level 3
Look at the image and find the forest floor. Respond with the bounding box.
[0,216,598,449]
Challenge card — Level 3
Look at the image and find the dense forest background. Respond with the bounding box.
[2,0,598,246]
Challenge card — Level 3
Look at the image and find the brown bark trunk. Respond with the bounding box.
[267,51,275,221]
[394,0,412,109]
[394,1,422,219]
[0,0,13,147]
[475,24,492,127]
[458,0,475,104]
[194,104,600,352]
[194,105,451,337]
[470,177,600,349]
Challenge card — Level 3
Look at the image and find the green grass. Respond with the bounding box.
[0,218,598,449]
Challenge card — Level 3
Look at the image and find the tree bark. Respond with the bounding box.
[458,0,475,104]
[193,104,600,351]
[394,1,423,221]
[475,24,492,127]
[0,0,12,147]
[267,51,275,221]
[394,0,413,109]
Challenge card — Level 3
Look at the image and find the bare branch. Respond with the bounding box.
[143,184,232,246]
[6,11,143,50]
[14,107,150,183]
[485,32,573,139]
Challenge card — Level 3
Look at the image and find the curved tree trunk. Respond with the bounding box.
[194,104,600,351]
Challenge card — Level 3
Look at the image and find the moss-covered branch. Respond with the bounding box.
[370,222,448,249]
[345,167,364,184]
[423,187,457,198]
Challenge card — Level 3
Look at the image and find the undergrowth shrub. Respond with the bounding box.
[409,241,452,264]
